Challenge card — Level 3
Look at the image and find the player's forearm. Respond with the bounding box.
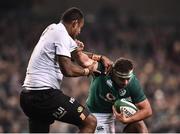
[63,63,89,77]
[75,51,95,67]
[57,55,90,77]
[126,108,152,124]
[83,51,102,61]
[72,50,112,74]
[80,51,113,74]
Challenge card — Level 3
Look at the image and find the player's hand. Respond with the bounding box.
[112,106,130,124]
[88,61,101,76]
[75,39,84,51]
[100,56,113,74]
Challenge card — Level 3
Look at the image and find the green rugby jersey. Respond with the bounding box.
[86,63,146,113]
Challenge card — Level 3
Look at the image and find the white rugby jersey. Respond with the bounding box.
[23,22,77,90]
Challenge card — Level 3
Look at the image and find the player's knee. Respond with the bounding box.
[87,114,97,128]
[136,121,148,133]
[82,114,97,129]
[78,114,97,133]
[123,121,148,133]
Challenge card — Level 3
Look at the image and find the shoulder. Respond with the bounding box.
[127,74,141,88]
[52,23,67,37]
[42,23,65,41]
[53,23,76,46]
[130,74,139,83]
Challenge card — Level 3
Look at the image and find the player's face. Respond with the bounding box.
[112,73,131,89]
[70,19,84,39]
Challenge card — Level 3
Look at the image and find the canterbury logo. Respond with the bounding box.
[106,79,112,87]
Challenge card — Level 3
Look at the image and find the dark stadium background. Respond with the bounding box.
[0,0,179,132]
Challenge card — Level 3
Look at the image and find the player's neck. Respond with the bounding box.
[61,21,71,35]
[62,22,76,39]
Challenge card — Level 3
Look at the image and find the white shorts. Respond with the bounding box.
[93,113,115,133]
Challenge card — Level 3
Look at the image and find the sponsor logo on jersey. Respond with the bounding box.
[119,89,126,96]
[106,93,116,101]
[100,93,116,103]
[77,106,83,113]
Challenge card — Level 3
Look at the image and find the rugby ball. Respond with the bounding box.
[114,99,138,117]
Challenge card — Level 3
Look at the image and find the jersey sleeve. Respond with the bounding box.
[97,62,105,72]
[129,75,146,104]
[91,62,105,79]
[69,37,78,52]
[53,30,77,58]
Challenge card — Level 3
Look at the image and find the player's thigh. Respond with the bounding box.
[123,120,148,133]
[93,113,115,133]
[28,118,50,133]
[52,92,90,127]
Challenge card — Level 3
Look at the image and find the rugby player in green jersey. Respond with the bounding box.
[86,57,152,133]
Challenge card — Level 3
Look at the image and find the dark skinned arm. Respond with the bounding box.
[57,55,98,77]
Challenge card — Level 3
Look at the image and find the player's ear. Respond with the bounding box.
[72,20,78,28]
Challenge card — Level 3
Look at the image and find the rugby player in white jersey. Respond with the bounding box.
[20,7,112,133]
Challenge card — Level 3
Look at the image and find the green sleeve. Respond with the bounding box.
[92,62,105,79]
[97,61,105,73]
[129,75,146,104]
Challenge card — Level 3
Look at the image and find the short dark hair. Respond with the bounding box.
[113,57,133,73]
[61,7,84,23]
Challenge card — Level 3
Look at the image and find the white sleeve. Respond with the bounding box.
[69,37,78,52]
[53,30,77,58]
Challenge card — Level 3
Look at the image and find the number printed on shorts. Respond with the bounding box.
[53,107,67,119]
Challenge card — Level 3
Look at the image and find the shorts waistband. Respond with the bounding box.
[22,87,60,93]
[23,86,54,90]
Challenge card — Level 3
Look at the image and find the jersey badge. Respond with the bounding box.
[119,89,126,96]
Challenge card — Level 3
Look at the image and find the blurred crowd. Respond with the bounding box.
[0,6,179,133]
